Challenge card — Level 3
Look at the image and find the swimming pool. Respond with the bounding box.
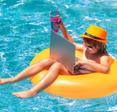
[0,0,117,112]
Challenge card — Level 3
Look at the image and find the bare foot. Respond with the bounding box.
[12,90,37,98]
[0,78,13,84]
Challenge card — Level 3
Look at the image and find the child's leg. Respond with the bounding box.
[0,58,54,84]
[12,62,69,98]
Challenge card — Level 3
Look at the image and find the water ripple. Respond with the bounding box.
[0,0,117,112]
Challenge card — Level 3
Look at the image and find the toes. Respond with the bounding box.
[12,92,22,98]
[12,90,36,98]
[0,79,4,84]
[0,78,8,84]
[12,92,17,96]
[12,92,29,98]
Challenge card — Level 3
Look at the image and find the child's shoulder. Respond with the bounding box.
[100,55,112,66]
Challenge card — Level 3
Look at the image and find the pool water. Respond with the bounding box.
[0,0,117,112]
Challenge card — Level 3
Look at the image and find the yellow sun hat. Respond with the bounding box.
[80,25,107,44]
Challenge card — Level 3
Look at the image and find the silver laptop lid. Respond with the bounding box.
[50,31,75,73]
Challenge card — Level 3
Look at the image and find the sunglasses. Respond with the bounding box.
[83,38,100,48]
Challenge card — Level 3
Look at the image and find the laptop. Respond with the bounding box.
[50,31,76,74]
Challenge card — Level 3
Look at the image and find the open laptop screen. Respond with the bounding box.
[50,31,75,73]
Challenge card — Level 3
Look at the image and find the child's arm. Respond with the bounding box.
[59,21,83,51]
[76,56,110,73]
[59,22,74,42]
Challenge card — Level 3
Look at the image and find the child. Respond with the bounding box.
[60,23,110,74]
[0,20,111,98]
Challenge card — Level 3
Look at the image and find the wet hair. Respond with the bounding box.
[96,42,108,56]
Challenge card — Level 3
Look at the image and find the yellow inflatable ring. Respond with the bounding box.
[30,48,117,98]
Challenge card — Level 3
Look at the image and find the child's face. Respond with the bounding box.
[83,38,102,54]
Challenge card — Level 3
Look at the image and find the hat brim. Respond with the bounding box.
[80,34,107,44]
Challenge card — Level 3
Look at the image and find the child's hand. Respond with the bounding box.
[75,60,86,66]
[75,59,96,69]
[50,10,62,25]
[51,16,62,27]
[51,16,62,24]
[50,16,62,33]
[50,10,63,33]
